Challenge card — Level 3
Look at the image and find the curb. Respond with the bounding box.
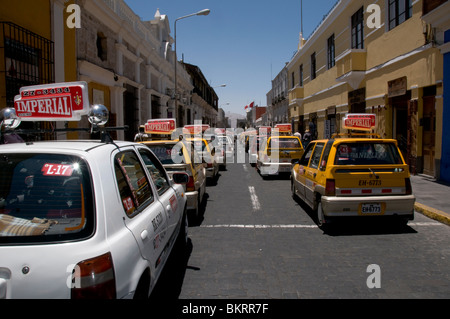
[414,202,450,226]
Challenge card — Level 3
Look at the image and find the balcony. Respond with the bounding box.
[288,86,304,106]
[335,49,366,89]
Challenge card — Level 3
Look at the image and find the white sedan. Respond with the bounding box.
[0,140,188,299]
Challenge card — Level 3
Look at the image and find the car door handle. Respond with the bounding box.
[140,230,148,240]
[166,205,171,213]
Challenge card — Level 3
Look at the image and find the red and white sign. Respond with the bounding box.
[144,118,176,134]
[183,124,210,134]
[41,163,74,177]
[14,82,89,121]
[274,123,292,133]
[342,113,376,131]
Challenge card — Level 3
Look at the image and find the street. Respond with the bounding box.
[151,146,450,300]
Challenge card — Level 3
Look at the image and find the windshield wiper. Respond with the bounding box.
[369,168,379,179]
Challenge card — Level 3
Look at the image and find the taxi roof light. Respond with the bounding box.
[88,104,109,127]
[0,108,21,129]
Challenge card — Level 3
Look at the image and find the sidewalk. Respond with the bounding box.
[410,174,450,226]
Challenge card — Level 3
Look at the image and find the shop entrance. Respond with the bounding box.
[422,95,436,176]
[123,84,138,142]
[391,91,411,163]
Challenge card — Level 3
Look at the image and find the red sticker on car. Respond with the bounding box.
[41,164,73,176]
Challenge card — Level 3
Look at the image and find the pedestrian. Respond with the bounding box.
[294,131,302,140]
[302,129,311,148]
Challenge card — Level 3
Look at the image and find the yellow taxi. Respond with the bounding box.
[256,135,304,177]
[290,114,415,229]
[139,120,207,220]
[186,137,219,182]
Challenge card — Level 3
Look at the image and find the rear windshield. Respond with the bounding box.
[147,143,186,165]
[334,142,403,165]
[0,153,94,244]
[269,137,301,149]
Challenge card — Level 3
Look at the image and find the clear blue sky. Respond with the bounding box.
[124,0,339,116]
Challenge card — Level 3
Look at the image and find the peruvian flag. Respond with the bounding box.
[249,101,254,108]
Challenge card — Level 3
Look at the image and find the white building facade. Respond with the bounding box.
[76,0,193,140]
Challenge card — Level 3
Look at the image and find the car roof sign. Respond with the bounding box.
[342,113,376,131]
[183,124,210,135]
[144,118,176,134]
[13,81,89,121]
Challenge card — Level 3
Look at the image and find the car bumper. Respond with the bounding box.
[185,190,199,211]
[258,162,292,175]
[321,195,416,219]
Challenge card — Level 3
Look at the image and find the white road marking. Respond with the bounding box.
[408,222,443,226]
[248,186,261,211]
[242,164,248,172]
[201,224,318,229]
[200,222,443,229]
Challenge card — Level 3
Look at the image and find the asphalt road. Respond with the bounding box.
[152,148,450,300]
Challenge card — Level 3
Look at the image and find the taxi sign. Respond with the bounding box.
[274,123,292,133]
[342,113,376,131]
[183,124,210,135]
[144,118,176,134]
[13,82,89,121]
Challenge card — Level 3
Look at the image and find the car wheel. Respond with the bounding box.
[176,207,188,250]
[291,179,296,199]
[316,201,328,230]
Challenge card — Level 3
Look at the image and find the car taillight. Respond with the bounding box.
[325,179,335,196]
[405,178,412,195]
[186,175,195,192]
[71,252,116,299]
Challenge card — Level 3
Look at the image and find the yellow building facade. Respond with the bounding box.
[0,0,77,137]
[288,0,444,178]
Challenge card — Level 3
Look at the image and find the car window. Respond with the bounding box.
[299,142,316,166]
[139,149,171,196]
[334,142,403,165]
[0,153,94,243]
[114,151,153,217]
[309,143,325,169]
[146,144,182,165]
[319,140,334,171]
[269,137,301,149]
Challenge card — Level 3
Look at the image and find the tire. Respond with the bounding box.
[291,179,297,199]
[316,201,329,231]
[133,271,150,300]
[176,207,188,250]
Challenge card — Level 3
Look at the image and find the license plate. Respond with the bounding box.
[359,203,385,215]
[358,179,382,186]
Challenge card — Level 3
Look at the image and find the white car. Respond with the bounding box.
[0,139,188,299]
[1,81,189,299]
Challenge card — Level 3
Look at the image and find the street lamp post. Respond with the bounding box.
[174,9,210,126]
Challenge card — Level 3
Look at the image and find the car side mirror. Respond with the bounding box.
[172,172,189,184]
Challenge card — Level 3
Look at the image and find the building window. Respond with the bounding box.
[96,32,107,62]
[351,7,364,49]
[299,64,303,87]
[291,72,295,89]
[0,22,54,106]
[327,34,335,69]
[311,52,316,80]
[388,0,412,30]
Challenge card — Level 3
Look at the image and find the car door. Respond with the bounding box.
[113,149,168,274]
[304,142,325,207]
[294,142,316,202]
[138,147,181,248]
